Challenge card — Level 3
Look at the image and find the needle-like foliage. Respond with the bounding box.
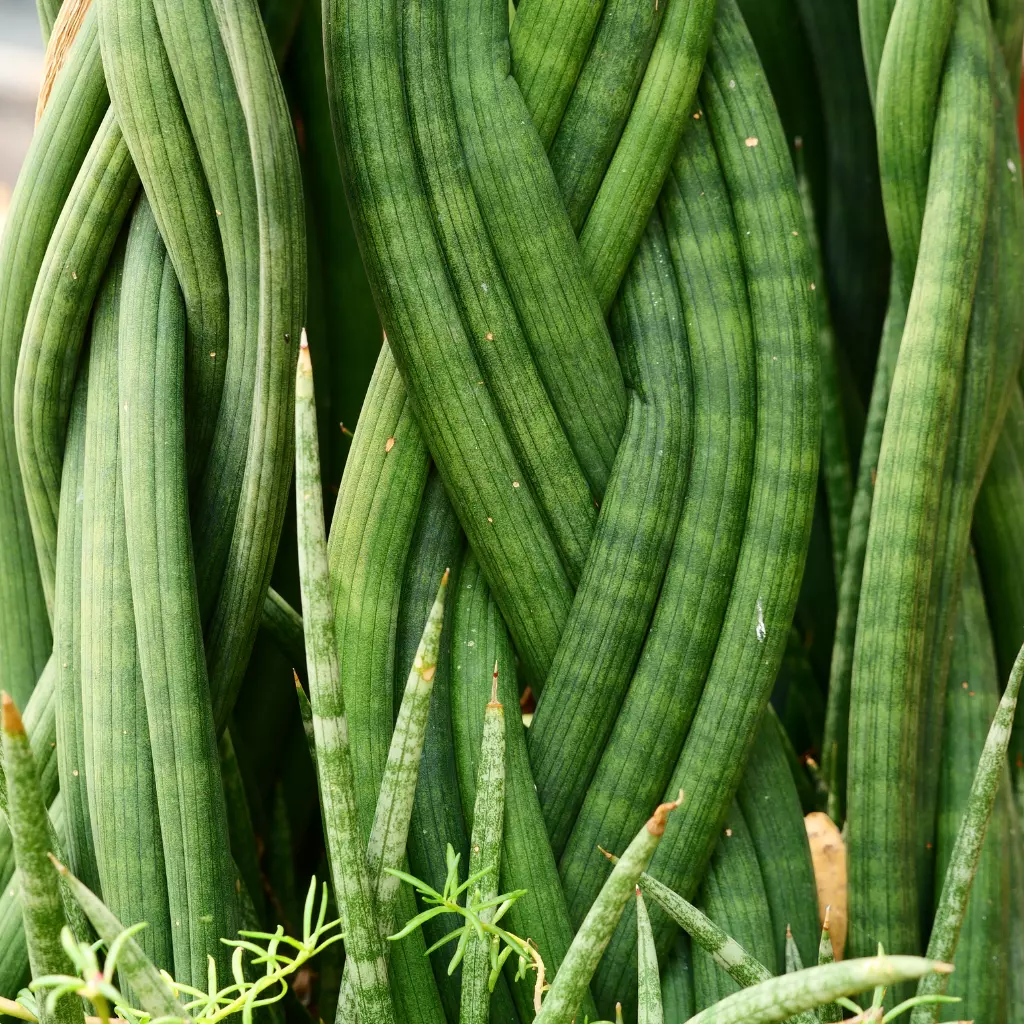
[386,844,540,994]
[25,878,341,1024]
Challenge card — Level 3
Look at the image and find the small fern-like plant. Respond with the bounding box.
[21,879,341,1024]
[387,842,542,997]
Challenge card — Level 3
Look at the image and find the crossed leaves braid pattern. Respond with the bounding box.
[324,0,819,1016]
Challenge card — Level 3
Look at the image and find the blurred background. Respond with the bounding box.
[0,0,44,226]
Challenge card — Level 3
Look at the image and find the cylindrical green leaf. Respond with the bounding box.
[118,197,237,986]
[294,336,395,1024]
[636,889,663,1024]
[534,797,680,1024]
[0,9,105,705]
[685,956,949,1024]
[460,677,505,1024]
[1,696,82,1024]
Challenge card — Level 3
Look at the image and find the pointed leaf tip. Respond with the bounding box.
[1,693,24,735]
[489,661,500,706]
[647,790,684,836]
[441,567,450,586]
[46,852,66,876]
[298,330,312,373]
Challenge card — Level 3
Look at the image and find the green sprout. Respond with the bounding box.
[387,843,544,997]
[28,923,140,1024]
[22,879,341,1024]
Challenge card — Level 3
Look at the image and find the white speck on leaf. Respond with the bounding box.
[756,598,766,642]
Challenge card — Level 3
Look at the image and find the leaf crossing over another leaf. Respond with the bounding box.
[534,794,682,1024]
[615,859,771,990]
[629,861,815,1024]
[335,569,451,1018]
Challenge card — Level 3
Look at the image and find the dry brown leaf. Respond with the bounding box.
[805,810,847,959]
[36,0,93,125]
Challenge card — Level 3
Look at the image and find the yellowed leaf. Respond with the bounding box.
[805,811,847,959]
[37,0,93,125]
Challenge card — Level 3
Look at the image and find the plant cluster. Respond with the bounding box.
[0,0,1023,1020]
